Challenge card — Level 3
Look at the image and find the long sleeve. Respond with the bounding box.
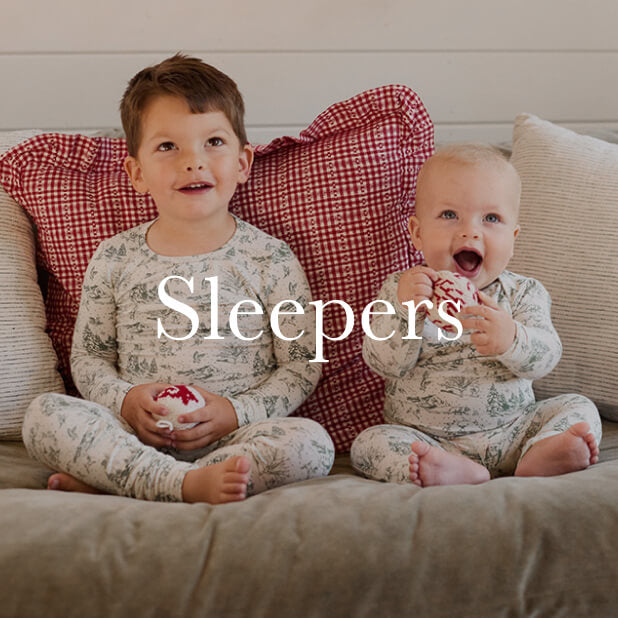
[496,276,562,379]
[70,219,322,425]
[70,244,134,417]
[362,272,425,380]
[226,247,322,425]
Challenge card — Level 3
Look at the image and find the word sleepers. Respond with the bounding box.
[157,276,463,363]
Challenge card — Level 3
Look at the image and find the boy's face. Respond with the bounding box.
[409,160,520,290]
[124,95,253,227]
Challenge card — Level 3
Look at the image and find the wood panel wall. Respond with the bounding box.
[2,0,617,144]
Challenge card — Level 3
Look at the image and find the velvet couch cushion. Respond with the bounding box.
[1,459,617,617]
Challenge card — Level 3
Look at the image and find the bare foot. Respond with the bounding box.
[47,472,102,494]
[515,422,599,478]
[408,441,490,487]
[182,456,251,504]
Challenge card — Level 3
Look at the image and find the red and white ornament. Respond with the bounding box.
[427,270,479,333]
[153,385,204,430]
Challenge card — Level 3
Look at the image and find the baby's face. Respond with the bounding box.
[409,160,520,290]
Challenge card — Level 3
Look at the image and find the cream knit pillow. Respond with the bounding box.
[509,114,618,421]
[0,130,65,439]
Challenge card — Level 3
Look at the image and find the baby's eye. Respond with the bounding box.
[157,142,175,152]
[485,213,501,223]
[207,137,224,147]
[440,210,457,220]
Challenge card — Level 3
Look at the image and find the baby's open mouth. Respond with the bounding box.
[453,249,482,277]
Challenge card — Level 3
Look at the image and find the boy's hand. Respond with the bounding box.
[168,386,239,451]
[397,266,439,307]
[458,291,516,356]
[121,382,176,447]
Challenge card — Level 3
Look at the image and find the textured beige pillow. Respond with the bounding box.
[509,114,618,421]
[0,130,65,439]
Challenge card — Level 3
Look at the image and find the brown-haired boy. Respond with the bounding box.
[23,54,334,504]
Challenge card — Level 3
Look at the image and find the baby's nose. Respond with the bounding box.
[460,223,480,239]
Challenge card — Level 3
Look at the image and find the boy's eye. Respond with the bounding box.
[485,213,500,223]
[207,137,224,147]
[157,142,175,152]
[440,210,457,220]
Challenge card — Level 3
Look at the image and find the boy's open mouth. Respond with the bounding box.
[179,182,213,194]
[453,249,483,277]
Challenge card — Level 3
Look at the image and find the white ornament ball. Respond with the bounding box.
[153,385,204,430]
[427,270,479,333]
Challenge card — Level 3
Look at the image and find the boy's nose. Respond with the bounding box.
[182,151,205,172]
[185,161,204,172]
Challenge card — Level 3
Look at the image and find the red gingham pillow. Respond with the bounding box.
[0,85,433,451]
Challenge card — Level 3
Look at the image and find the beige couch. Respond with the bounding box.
[1,109,618,617]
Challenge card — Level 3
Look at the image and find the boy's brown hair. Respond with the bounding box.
[120,53,248,156]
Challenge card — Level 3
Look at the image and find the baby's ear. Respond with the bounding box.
[408,215,423,250]
[124,156,148,194]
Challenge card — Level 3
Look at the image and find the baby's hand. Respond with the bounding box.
[458,291,516,356]
[121,382,176,447]
[168,386,239,451]
[397,266,439,307]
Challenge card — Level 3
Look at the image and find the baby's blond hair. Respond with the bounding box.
[426,142,511,167]
[416,142,521,212]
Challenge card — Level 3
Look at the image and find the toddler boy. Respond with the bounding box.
[23,54,334,503]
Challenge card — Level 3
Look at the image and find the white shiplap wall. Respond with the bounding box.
[2,0,617,144]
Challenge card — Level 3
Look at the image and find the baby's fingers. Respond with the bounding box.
[413,266,440,282]
[458,316,486,332]
[477,291,501,310]
[458,303,493,320]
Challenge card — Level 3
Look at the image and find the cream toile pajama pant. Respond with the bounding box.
[23,393,335,501]
[351,394,602,482]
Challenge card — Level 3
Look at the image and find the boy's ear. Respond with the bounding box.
[237,144,254,184]
[124,156,148,194]
[408,215,423,250]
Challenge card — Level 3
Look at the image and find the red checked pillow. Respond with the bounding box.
[0,85,433,451]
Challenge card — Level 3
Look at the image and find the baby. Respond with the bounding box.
[351,143,601,486]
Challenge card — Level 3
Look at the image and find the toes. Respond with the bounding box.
[47,474,61,490]
[580,429,599,463]
[410,441,431,457]
[569,421,590,438]
[232,455,251,474]
[222,482,248,497]
[408,456,422,486]
[224,471,250,485]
